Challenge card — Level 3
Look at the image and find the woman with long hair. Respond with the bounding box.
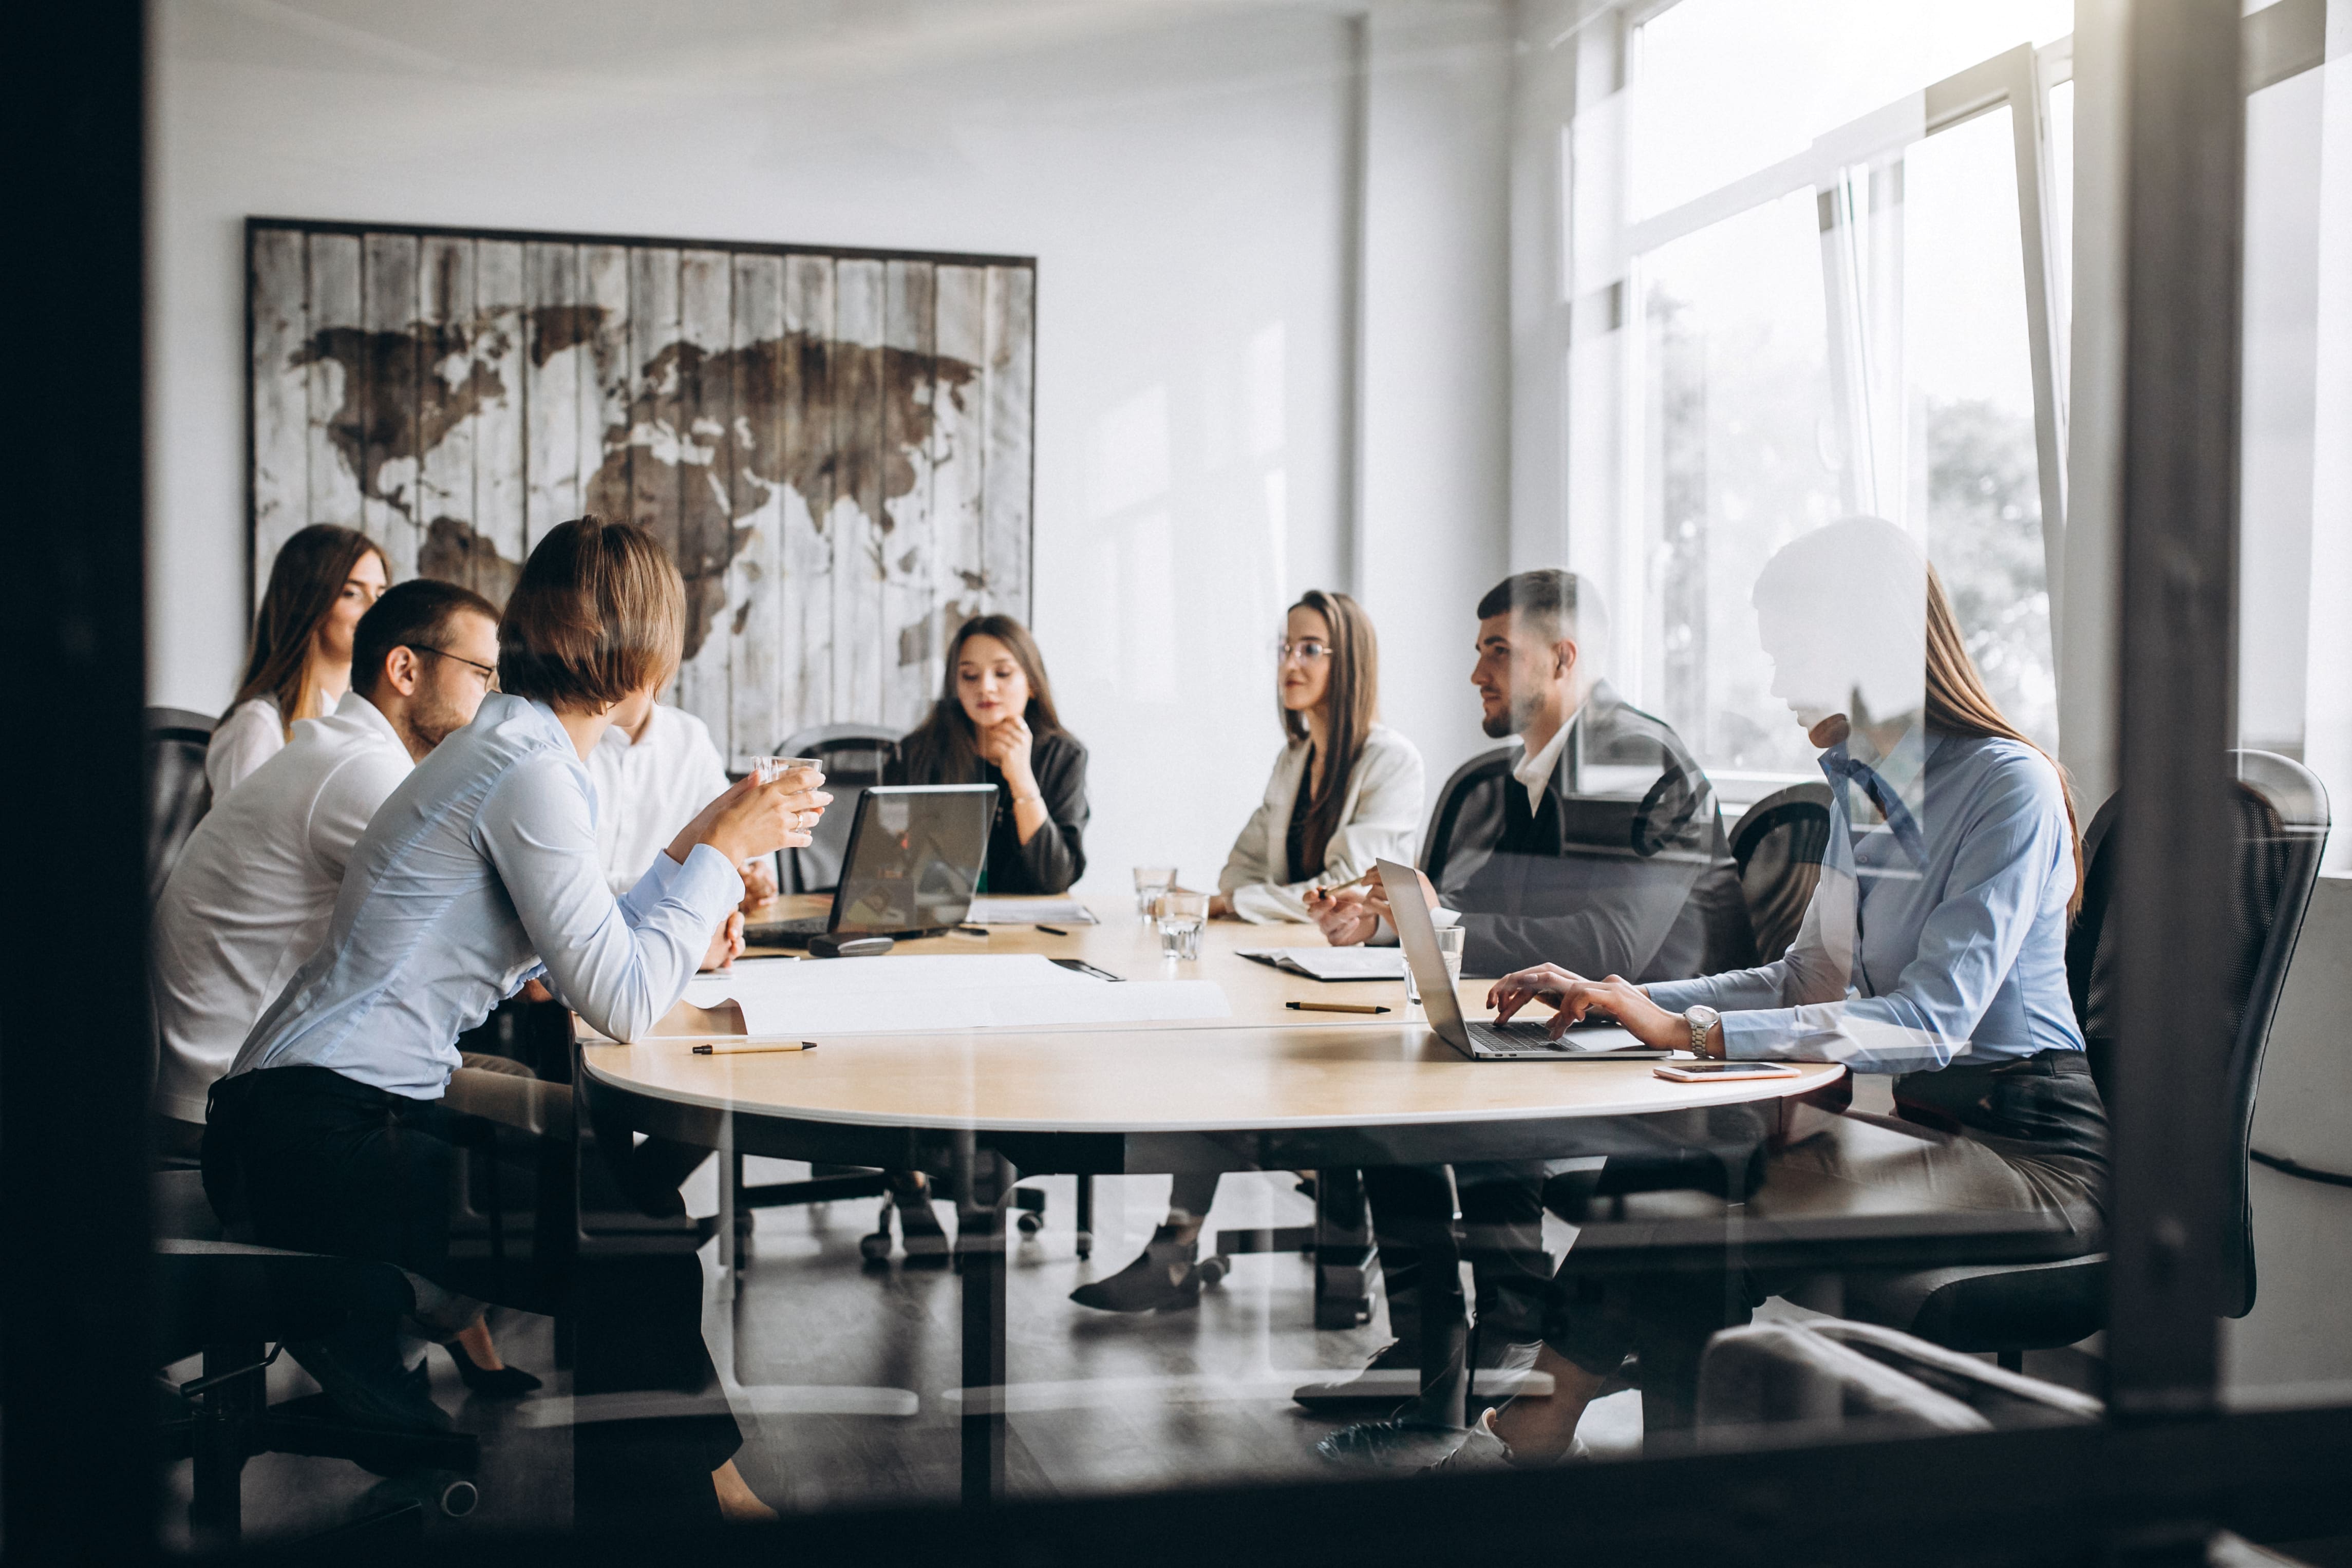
[1430,516,2104,1468]
[205,518,826,1524]
[1075,590,1425,1313]
[889,612,1088,894]
[207,524,390,799]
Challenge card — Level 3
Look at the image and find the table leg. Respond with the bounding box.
[953,1136,1015,1507]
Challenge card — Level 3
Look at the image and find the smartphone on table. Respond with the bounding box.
[1653,1060,1806,1083]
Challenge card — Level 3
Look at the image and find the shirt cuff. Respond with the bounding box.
[669,841,747,916]
[1716,1011,1784,1062]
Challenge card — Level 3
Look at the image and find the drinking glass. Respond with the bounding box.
[1156,890,1209,961]
[752,755,822,786]
[1133,865,1177,919]
[1404,923,1465,1007]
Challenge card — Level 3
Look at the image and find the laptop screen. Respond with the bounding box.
[832,785,998,934]
[1376,857,1471,1047]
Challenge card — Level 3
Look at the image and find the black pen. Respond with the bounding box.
[954,924,990,937]
[1037,924,1070,936]
[1288,1001,1391,1015]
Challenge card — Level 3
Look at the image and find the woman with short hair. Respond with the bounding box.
[207,523,390,799]
[1074,590,1424,1313]
[206,517,825,1525]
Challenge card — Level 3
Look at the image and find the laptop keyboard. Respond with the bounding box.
[1466,1020,1566,1052]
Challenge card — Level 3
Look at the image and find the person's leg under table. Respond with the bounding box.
[1491,1108,2104,1462]
[1359,1163,1467,1415]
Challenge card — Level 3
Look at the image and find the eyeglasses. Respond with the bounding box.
[1275,639,1333,665]
[411,646,499,689]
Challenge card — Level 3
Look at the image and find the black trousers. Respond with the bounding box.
[205,1066,740,1528]
[1541,1050,2110,1435]
[1360,1161,1567,1351]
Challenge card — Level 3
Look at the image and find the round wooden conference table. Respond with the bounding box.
[577,893,1846,1505]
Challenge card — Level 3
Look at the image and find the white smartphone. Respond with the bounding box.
[1652,1060,1805,1083]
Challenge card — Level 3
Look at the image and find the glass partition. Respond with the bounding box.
[119,0,2352,1553]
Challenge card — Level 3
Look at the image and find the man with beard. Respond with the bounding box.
[150,578,548,1394]
[1295,570,1753,1427]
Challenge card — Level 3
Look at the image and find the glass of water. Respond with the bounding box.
[752,755,822,786]
[1134,865,1177,919]
[1156,890,1209,961]
[1404,923,1465,1007]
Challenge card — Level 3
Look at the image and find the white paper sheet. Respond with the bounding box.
[680,953,1228,1036]
[963,896,1099,925]
[1236,947,1406,981]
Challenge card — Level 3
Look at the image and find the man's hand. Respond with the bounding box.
[699,910,746,972]
[739,853,779,913]
[1488,964,1682,1049]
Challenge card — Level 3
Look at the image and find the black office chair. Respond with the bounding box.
[1846,749,2331,1369]
[772,723,900,894]
[1730,782,1832,963]
[146,706,217,911]
[154,1170,479,1549]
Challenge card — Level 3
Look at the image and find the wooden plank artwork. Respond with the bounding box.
[248,221,1036,766]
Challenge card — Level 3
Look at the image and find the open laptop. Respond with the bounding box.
[747,784,996,948]
[1376,858,1671,1062]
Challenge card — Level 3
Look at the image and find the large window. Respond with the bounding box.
[1573,0,2075,797]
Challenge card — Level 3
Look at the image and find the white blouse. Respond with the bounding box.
[1216,723,1426,923]
[204,696,287,803]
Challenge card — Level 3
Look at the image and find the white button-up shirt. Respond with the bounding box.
[228,693,742,1099]
[1511,718,1574,814]
[586,705,733,895]
[152,691,413,1123]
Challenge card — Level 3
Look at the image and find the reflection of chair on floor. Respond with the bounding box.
[1844,748,2330,1369]
[154,1170,480,1551]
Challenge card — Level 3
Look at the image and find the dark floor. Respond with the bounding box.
[161,1168,1641,1547]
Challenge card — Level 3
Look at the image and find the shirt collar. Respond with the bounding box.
[333,689,406,753]
[1512,710,1575,806]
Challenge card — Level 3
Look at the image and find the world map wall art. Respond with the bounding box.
[246,218,1037,766]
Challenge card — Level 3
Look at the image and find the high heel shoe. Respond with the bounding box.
[444,1337,543,1398]
[1068,1226,1201,1312]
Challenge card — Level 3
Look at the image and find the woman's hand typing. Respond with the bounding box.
[1488,964,1683,1049]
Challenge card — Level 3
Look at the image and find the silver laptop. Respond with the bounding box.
[1376,858,1671,1062]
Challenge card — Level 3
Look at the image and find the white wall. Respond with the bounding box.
[150,0,1513,896]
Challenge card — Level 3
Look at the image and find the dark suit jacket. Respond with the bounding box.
[1421,682,1754,980]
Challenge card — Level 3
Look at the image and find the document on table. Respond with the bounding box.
[1236,947,1406,982]
[675,953,1227,1036]
[964,896,1098,925]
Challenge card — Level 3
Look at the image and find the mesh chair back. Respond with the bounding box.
[775,723,901,894]
[147,707,217,911]
[2063,749,2329,1317]
[1730,782,1833,964]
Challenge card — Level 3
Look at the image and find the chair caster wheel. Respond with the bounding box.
[1195,1255,1230,1288]
[1017,1211,1042,1237]
[1075,1231,1093,1260]
[435,1475,480,1518]
[858,1231,892,1262]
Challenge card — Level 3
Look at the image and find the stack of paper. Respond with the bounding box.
[1237,947,1406,982]
[680,953,1226,1036]
[964,896,1099,925]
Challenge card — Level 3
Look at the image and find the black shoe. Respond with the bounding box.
[1315,1415,1466,1469]
[1292,1340,1425,1411]
[445,1337,544,1399]
[1068,1227,1201,1313]
[896,1189,952,1268]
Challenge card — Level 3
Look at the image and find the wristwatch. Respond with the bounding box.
[1683,1004,1722,1059]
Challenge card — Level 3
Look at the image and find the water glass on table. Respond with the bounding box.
[1155,890,1209,961]
[1133,864,1177,920]
[1403,923,1465,1008]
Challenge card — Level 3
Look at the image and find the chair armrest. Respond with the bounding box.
[444,1067,574,1139]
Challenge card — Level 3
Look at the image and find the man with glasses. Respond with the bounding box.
[153,578,556,1392]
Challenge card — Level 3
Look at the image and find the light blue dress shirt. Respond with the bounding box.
[1648,731,2084,1075]
[228,693,743,1099]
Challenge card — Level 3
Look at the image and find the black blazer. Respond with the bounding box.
[1419,681,1754,981]
[887,726,1090,896]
